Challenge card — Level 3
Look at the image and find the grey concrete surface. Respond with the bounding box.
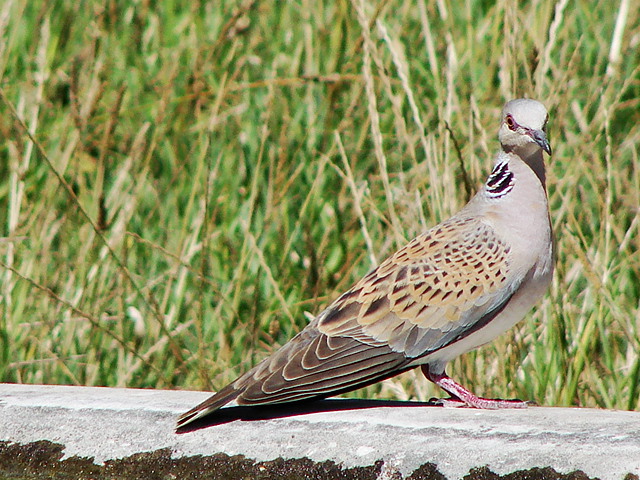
[1,383,639,479]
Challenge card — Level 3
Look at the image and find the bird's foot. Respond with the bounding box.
[421,365,531,410]
[427,395,529,409]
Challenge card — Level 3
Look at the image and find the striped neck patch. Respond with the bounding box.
[485,160,514,198]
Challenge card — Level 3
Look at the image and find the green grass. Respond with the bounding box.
[1,0,638,411]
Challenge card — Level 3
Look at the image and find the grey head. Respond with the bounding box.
[498,99,551,156]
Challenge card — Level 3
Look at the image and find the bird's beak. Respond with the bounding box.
[529,129,552,156]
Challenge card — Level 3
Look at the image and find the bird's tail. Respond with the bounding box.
[176,383,240,430]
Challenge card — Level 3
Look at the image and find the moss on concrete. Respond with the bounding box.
[0,440,617,480]
[0,440,378,479]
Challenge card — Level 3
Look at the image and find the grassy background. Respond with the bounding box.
[1,0,638,411]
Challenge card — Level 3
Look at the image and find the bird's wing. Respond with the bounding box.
[227,214,519,406]
[318,215,518,357]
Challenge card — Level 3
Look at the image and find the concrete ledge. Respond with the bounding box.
[1,383,639,479]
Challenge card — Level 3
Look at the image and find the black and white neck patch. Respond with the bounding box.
[485,160,514,198]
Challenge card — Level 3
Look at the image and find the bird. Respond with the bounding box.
[177,98,553,429]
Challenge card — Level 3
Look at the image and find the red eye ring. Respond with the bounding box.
[505,114,516,130]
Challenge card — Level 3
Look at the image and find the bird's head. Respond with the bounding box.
[498,99,551,156]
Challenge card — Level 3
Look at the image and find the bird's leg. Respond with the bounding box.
[421,365,529,409]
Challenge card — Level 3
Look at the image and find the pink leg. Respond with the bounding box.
[421,365,529,409]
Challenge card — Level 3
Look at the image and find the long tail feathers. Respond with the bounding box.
[176,331,414,429]
[176,384,241,429]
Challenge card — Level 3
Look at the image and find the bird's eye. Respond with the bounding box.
[505,115,516,130]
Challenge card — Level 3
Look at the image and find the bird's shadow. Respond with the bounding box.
[175,398,439,433]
